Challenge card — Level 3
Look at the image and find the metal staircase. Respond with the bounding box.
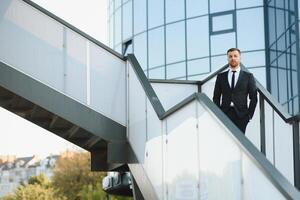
[0,0,300,199]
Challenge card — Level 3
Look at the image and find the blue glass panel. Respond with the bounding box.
[278,68,288,103]
[109,17,114,47]
[276,0,284,8]
[268,7,276,45]
[210,0,234,13]
[115,44,122,54]
[134,0,146,34]
[210,32,236,55]
[270,67,279,100]
[276,9,285,37]
[149,27,165,68]
[237,8,265,51]
[236,0,263,9]
[248,67,266,87]
[187,16,209,59]
[187,58,210,76]
[292,71,298,100]
[115,8,122,44]
[241,51,265,68]
[149,67,165,79]
[148,0,164,28]
[188,74,208,81]
[123,1,133,40]
[166,62,186,79]
[212,13,233,32]
[166,0,185,23]
[115,0,122,9]
[186,0,208,18]
[211,55,227,71]
[134,33,147,70]
[166,21,185,63]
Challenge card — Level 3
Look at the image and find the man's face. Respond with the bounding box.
[227,50,241,68]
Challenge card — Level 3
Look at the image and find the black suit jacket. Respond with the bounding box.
[213,69,257,119]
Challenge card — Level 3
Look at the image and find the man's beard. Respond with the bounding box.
[230,61,239,68]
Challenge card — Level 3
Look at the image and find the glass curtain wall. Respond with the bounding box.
[267,0,299,114]
[108,0,266,83]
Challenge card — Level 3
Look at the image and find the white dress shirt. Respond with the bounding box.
[228,66,241,106]
[228,66,241,88]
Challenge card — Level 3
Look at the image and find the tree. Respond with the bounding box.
[28,173,50,188]
[51,151,133,200]
[2,174,66,200]
[51,151,107,200]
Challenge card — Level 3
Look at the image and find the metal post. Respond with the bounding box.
[259,93,266,155]
[293,121,300,190]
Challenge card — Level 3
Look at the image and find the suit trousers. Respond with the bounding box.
[225,107,249,134]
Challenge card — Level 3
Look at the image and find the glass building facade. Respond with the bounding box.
[108,0,300,114]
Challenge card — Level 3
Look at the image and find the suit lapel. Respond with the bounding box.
[234,70,244,91]
[224,71,231,90]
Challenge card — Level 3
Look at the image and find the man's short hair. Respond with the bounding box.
[227,48,241,55]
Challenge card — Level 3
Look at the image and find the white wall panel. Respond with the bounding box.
[273,112,294,184]
[242,153,286,200]
[90,43,126,125]
[151,83,198,110]
[197,101,242,200]
[127,62,147,162]
[166,101,199,200]
[144,99,164,199]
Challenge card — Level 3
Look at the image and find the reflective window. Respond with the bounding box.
[237,8,265,51]
[210,0,234,13]
[115,44,122,54]
[236,0,263,9]
[114,8,122,45]
[248,67,266,87]
[186,0,208,18]
[188,74,208,81]
[109,17,114,47]
[276,0,284,9]
[292,71,298,100]
[270,67,278,99]
[241,51,265,68]
[148,0,164,28]
[211,55,227,71]
[210,32,236,56]
[122,1,132,40]
[149,67,165,79]
[187,16,209,59]
[166,0,185,23]
[149,27,165,68]
[109,1,114,16]
[166,62,186,79]
[268,0,275,6]
[115,0,122,9]
[278,68,288,103]
[277,53,286,68]
[268,7,276,45]
[276,9,285,37]
[166,22,185,64]
[134,33,147,70]
[134,0,146,34]
[211,12,234,33]
[188,58,210,76]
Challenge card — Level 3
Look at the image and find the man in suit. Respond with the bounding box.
[213,48,257,133]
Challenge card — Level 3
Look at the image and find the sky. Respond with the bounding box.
[0,0,108,158]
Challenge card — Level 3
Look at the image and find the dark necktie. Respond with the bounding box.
[231,71,236,90]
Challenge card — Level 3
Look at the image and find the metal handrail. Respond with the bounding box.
[126,54,300,198]
[199,63,297,123]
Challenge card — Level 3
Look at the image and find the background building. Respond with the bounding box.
[0,155,58,197]
[108,0,300,115]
